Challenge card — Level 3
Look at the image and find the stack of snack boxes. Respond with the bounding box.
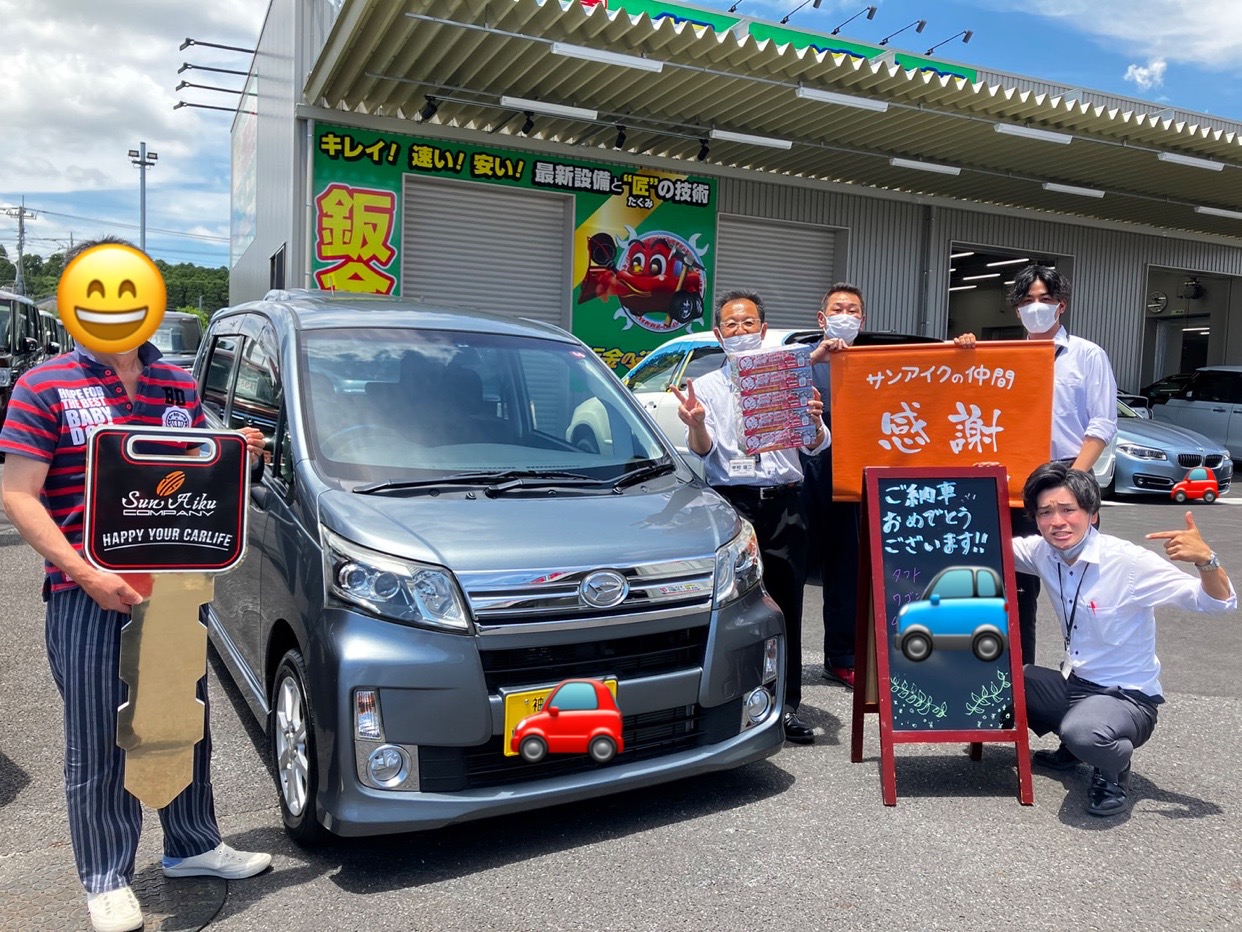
[730,343,817,454]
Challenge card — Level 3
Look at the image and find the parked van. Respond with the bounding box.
[194,290,786,842]
[0,290,45,428]
[152,310,205,369]
[1152,366,1242,462]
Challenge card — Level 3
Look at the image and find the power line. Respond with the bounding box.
[0,205,229,243]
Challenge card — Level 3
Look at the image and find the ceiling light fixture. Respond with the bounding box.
[796,86,889,112]
[1158,151,1225,171]
[1195,205,1242,220]
[994,123,1073,145]
[1042,181,1106,198]
[779,0,823,25]
[889,156,960,175]
[878,19,926,46]
[950,250,974,259]
[500,95,598,122]
[924,30,973,56]
[948,285,977,292]
[984,257,1030,267]
[549,42,664,73]
[962,273,1001,281]
[831,5,877,35]
[709,128,793,150]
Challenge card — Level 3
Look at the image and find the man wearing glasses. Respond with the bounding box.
[1014,462,1233,816]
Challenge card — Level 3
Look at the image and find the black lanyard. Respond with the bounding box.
[1055,563,1089,652]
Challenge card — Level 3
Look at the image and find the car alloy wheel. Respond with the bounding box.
[589,736,617,763]
[1174,490,1188,503]
[270,649,327,844]
[520,735,547,763]
[1204,490,1217,503]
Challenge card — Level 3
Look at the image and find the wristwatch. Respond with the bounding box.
[1196,551,1221,572]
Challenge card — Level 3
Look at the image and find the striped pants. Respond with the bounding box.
[45,586,222,895]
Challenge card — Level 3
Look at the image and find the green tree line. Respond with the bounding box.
[0,245,229,321]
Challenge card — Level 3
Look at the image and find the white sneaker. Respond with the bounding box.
[87,886,143,932]
[162,842,272,880]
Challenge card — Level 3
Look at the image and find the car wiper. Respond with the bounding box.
[485,471,611,496]
[613,461,677,488]
[353,472,516,494]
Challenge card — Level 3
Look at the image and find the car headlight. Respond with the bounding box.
[1116,442,1166,461]
[322,528,471,632]
[714,519,763,608]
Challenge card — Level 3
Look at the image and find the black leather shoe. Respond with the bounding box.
[782,712,815,744]
[1032,743,1081,771]
[1086,765,1131,817]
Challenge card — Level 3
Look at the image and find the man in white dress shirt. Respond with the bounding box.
[672,289,829,744]
[1014,462,1235,816]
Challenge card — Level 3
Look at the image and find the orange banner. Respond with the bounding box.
[829,342,1054,505]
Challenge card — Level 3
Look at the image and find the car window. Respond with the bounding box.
[976,570,999,598]
[230,327,281,439]
[0,300,11,349]
[200,335,241,420]
[930,568,974,600]
[627,348,684,392]
[1184,370,1230,403]
[549,682,598,711]
[680,345,726,386]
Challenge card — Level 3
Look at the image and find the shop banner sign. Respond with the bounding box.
[311,121,717,373]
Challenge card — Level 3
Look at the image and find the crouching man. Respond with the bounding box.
[1014,462,1235,817]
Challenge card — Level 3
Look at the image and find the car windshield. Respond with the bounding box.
[0,301,11,348]
[300,327,670,484]
[152,319,202,355]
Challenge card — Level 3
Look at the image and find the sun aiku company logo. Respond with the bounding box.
[121,471,217,517]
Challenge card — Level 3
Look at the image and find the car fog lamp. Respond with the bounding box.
[745,687,772,724]
[366,745,409,786]
[763,637,779,683]
[355,689,382,740]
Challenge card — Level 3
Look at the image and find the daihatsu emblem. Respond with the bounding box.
[580,570,628,609]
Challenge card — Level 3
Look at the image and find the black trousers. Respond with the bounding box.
[1010,507,1040,665]
[713,483,808,711]
[800,457,859,668]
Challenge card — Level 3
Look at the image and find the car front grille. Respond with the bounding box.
[417,698,742,791]
[1178,453,1203,468]
[479,626,709,693]
[1206,455,1224,468]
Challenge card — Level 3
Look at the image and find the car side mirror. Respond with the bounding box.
[546,706,559,717]
[930,594,941,606]
[48,341,60,354]
[21,336,39,353]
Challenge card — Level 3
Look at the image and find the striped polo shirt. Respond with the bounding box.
[0,343,204,591]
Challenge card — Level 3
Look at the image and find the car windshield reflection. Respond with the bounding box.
[301,328,669,484]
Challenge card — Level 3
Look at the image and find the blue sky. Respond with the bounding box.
[1,0,1239,285]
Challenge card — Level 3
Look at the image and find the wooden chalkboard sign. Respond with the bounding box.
[850,465,1033,806]
[83,426,249,573]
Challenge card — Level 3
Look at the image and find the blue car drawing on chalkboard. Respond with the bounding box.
[894,566,1008,663]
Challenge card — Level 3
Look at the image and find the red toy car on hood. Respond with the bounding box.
[510,679,624,764]
[1172,466,1219,503]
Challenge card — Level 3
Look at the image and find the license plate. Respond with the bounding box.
[501,678,618,757]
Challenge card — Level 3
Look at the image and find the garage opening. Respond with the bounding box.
[944,246,1069,341]
[1139,268,1242,401]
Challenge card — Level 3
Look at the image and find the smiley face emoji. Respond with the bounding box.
[57,243,167,354]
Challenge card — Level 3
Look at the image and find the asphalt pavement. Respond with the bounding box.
[1,473,1240,931]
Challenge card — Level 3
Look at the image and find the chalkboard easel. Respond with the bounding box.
[849,466,1033,806]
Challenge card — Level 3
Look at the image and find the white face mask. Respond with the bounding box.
[823,314,861,345]
[1018,300,1061,334]
[722,332,763,354]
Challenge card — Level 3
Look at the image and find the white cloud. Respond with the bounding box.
[990,1,1242,71]
[0,0,266,264]
[1125,57,1167,90]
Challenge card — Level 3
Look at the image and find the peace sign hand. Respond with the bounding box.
[1146,511,1213,565]
[670,379,706,428]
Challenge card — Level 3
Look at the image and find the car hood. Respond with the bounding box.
[1118,417,1225,453]
[315,479,740,571]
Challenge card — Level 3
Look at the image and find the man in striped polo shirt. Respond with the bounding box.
[0,239,270,932]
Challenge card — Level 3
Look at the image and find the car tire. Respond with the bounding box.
[1174,490,1188,503]
[1204,490,1217,503]
[972,631,1004,663]
[270,649,328,846]
[901,631,933,663]
[588,736,617,764]
[519,735,547,763]
[669,291,703,324]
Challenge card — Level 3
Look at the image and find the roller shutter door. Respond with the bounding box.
[401,176,571,326]
[714,215,836,329]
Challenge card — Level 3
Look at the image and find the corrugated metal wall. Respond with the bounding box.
[720,173,1242,393]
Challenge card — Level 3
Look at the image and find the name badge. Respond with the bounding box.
[728,457,757,479]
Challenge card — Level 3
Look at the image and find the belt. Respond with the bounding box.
[715,481,802,501]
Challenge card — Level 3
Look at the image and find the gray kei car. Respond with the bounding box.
[193,290,786,842]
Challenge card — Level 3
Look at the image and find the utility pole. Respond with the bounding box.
[3,197,38,296]
[127,142,159,251]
